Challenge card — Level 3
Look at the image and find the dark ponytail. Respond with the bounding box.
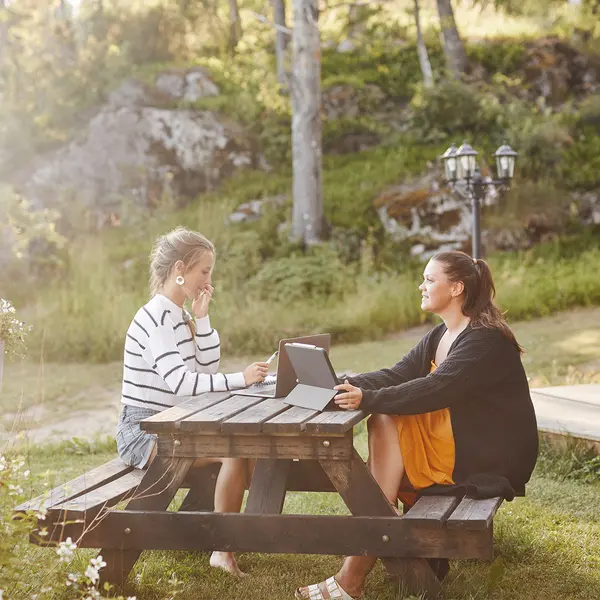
[432,251,523,353]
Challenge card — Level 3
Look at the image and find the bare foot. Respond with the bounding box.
[209,551,249,577]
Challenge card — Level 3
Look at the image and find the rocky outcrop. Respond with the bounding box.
[373,172,484,259]
[155,67,219,102]
[17,77,261,227]
[322,83,387,120]
[374,168,600,259]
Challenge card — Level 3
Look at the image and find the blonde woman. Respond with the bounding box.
[116,226,268,577]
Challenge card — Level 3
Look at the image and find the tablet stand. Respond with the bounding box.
[282,383,338,411]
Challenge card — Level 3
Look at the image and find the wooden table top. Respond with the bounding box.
[140,392,366,436]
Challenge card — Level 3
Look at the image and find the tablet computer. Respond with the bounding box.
[283,343,340,411]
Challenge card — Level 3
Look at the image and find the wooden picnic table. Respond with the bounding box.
[22,391,504,598]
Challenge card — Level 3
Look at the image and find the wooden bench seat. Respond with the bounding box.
[17,457,503,565]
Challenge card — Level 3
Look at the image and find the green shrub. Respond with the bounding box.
[576,93,600,133]
[510,119,574,180]
[560,127,600,190]
[248,246,353,303]
[467,38,526,75]
[409,81,502,142]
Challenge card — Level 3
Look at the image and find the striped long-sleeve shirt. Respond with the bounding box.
[121,294,246,410]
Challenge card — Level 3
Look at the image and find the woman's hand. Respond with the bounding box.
[192,285,214,319]
[243,362,269,386]
[334,380,363,410]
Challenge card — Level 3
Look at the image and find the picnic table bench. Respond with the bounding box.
[15,391,505,598]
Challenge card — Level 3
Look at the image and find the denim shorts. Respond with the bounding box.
[116,405,160,469]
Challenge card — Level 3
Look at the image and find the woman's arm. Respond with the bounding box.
[194,316,221,374]
[145,324,245,395]
[346,329,432,390]
[359,329,503,415]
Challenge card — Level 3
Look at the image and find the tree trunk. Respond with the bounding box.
[436,0,467,75]
[414,0,434,89]
[228,0,243,54]
[272,0,289,90]
[0,340,4,393]
[291,0,324,245]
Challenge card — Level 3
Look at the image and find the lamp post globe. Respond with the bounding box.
[494,142,518,180]
[456,141,478,180]
[441,143,459,183]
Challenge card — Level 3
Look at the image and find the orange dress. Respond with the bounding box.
[396,361,455,506]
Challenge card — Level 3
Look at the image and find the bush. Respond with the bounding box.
[467,39,526,75]
[409,81,502,142]
[510,119,574,180]
[561,127,600,190]
[248,246,353,303]
[577,93,600,133]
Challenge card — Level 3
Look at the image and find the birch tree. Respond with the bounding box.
[272,0,289,89]
[228,0,242,53]
[436,0,468,75]
[414,0,434,88]
[291,0,324,245]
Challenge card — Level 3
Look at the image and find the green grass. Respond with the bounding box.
[2,305,599,444]
[3,303,600,599]
[5,428,600,600]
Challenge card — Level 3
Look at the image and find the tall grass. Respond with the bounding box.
[27,229,600,363]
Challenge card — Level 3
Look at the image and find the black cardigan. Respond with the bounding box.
[347,324,539,500]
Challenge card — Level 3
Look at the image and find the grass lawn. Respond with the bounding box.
[2,306,599,442]
[2,306,600,599]
[5,430,600,600]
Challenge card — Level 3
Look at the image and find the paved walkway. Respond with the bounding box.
[530,384,600,448]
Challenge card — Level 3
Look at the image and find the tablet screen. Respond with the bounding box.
[284,343,338,389]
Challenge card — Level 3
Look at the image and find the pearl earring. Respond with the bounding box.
[176,275,185,285]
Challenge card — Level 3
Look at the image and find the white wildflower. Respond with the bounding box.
[90,555,106,570]
[56,537,77,562]
[66,573,80,586]
[8,484,24,495]
[85,564,99,584]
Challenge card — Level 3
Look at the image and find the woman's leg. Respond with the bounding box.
[297,414,405,598]
[208,457,250,576]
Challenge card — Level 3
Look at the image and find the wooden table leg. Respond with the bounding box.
[245,458,291,515]
[100,456,194,587]
[180,463,220,512]
[320,449,442,599]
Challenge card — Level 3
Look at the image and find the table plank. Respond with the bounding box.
[262,405,319,434]
[158,432,353,460]
[304,409,366,435]
[14,458,132,513]
[401,496,461,528]
[51,470,145,515]
[179,395,264,432]
[221,398,291,434]
[446,497,503,530]
[42,510,493,560]
[140,392,232,432]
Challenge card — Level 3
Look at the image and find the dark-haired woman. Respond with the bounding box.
[295,251,538,600]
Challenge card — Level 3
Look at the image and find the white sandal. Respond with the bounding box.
[295,576,360,600]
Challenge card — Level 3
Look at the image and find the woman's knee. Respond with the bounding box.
[367,413,397,437]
